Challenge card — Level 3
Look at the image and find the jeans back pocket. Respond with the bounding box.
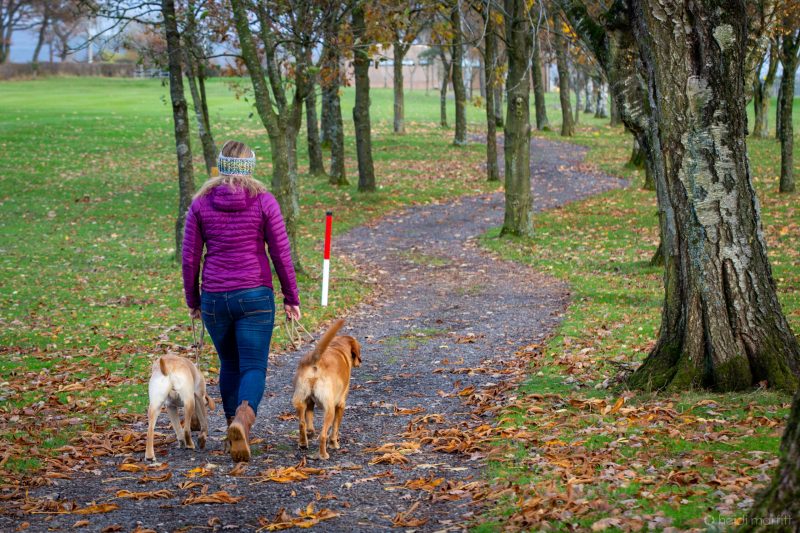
[200,297,216,326]
[239,296,273,324]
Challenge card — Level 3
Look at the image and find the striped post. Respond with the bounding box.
[321,211,332,306]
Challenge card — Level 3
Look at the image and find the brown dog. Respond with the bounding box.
[292,319,361,459]
[145,355,215,461]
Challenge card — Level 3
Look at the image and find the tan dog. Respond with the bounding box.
[145,355,215,461]
[292,319,361,459]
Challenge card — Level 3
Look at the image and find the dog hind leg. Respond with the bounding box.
[145,404,160,461]
[305,399,315,437]
[318,406,335,460]
[295,399,308,449]
[166,404,185,448]
[193,393,208,449]
[331,404,345,450]
[182,395,196,450]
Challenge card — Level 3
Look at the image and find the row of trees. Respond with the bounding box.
[84,0,800,522]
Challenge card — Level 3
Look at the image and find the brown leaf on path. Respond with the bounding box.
[131,527,157,533]
[115,489,174,500]
[387,473,445,493]
[256,503,340,531]
[365,441,421,455]
[229,462,247,476]
[176,481,203,490]
[369,452,411,465]
[185,466,213,478]
[100,525,122,533]
[138,471,172,483]
[73,503,120,515]
[391,501,428,528]
[182,490,243,505]
[72,519,90,528]
[393,405,425,416]
[252,460,327,484]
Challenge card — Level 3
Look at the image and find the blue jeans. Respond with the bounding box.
[201,286,275,418]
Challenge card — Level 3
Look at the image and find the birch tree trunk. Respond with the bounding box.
[554,22,574,136]
[778,33,798,193]
[184,0,217,177]
[352,3,376,192]
[573,69,582,124]
[752,42,778,139]
[584,75,593,113]
[451,3,468,145]
[501,0,533,237]
[438,49,450,128]
[305,80,326,176]
[393,41,407,134]
[626,0,800,392]
[531,35,550,130]
[594,81,607,118]
[484,10,499,182]
[162,0,195,259]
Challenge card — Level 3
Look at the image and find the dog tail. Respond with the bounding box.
[310,319,345,365]
[158,357,169,376]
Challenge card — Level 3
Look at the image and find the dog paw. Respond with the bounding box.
[144,453,155,461]
[298,440,308,449]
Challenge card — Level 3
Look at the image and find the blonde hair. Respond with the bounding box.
[194,140,266,198]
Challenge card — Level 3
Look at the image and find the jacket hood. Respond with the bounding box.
[210,184,249,212]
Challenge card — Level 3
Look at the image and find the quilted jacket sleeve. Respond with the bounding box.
[181,202,204,309]
[261,193,301,306]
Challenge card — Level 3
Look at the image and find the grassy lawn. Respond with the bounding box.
[0,77,494,481]
[477,98,800,529]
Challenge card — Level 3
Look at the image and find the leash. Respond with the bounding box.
[191,317,205,365]
[283,316,314,350]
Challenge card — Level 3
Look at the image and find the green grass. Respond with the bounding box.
[0,77,494,479]
[476,95,800,529]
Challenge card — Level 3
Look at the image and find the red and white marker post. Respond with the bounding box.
[321,211,333,306]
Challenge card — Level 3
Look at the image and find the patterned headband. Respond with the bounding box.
[218,152,256,176]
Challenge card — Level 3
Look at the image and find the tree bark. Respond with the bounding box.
[484,10,499,182]
[753,41,778,139]
[393,41,407,134]
[584,74,594,113]
[532,35,550,130]
[594,80,608,118]
[451,3,467,146]
[742,389,800,530]
[554,21,574,137]
[609,90,621,126]
[305,78,326,176]
[500,0,533,237]
[321,30,347,186]
[778,34,798,193]
[352,3,376,192]
[438,48,450,128]
[494,82,504,127]
[32,6,50,66]
[573,68,582,124]
[625,0,800,392]
[775,78,783,141]
[162,0,195,259]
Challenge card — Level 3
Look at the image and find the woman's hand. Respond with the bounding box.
[189,308,201,320]
[284,304,301,321]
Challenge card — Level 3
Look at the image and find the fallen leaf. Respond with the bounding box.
[182,490,243,505]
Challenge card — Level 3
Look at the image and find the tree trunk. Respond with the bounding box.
[751,41,779,139]
[778,36,798,194]
[609,92,621,126]
[268,126,303,271]
[742,389,800,530]
[595,81,608,118]
[305,80,326,176]
[573,69,582,124]
[352,4,375,192]
[484,9,499,182]
[162,0,195,259]
[32,8,50,66]
[626,0,800,393]
[185,63,218,177]
[494,82,504,127]
[775,79,783,141]
[554,23,574,137]
[451,3,467,146]
[320,90,332,148]
[393,42,406,134]
[584,75,594,113]
[328,83,347,186]
[531,36,550,130]
[438,48,450,128]
[500,0,533,237]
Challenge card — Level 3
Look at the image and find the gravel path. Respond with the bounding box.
[7,137,626,532]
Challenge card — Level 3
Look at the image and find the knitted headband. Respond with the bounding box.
[218,151,256,176]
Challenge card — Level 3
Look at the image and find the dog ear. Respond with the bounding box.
[205,394,216,411]
[349,337,362,367]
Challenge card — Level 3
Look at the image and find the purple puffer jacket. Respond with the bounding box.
[182,184,300,310]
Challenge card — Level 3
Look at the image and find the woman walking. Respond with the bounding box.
[182,140,301,462]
